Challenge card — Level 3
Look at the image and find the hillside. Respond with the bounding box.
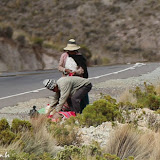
[0,0,160,71]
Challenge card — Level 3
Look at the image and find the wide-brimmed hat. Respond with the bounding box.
[43,79,56,90]
[64,39,80,51]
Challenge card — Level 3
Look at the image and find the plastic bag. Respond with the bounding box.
[65,56,77,72]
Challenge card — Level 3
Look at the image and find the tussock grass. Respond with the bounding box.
[6,115,60,156]
[105,125,159,160]
[150,132,160,160]
[155,84,160,95]
[118,89,137,103]
[0,147,7,155]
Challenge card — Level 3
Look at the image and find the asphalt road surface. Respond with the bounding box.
[0,62,160,108]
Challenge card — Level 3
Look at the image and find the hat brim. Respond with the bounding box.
[64,46,80,51]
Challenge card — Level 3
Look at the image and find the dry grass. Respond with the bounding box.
[118,89,137,103]
[155,84,160,95]
[148,113,160,132]
[105,125,160,160]
[6,115,61,155]
[150,133,160,160]
[0,147,7,155]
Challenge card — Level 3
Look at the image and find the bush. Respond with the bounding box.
[48,123,80,146]
[104,153,121,160]
[8,151,55,160]
[0,130,16,145]
[8,126,58,155]
[76,96,122,127]
[8,146,122,160]
[0,118,10,132]
[131,82,160,110]
[118,101,143,110]
[11,119,32,133]
[0,118,16,146]
[56,145,103,160]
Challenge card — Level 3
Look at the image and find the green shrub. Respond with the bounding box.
[8,146,122,160]
[11,119,32,133]
[56,145,83,160]
[77,97,122,127]
[102,95,117,104]
[104,153,121,160]
[147,94,160,110]
[118,101,143,110]
[155,109,160,114]
[65,95,123,127]
[0,130,16,145]
[0,118,10,132]
[48,123,80,146]
[55,145,103,160]
[9,122,57,155]
[8,151,55,160]
[130,82,160,110]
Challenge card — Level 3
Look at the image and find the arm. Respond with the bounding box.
[58,54,66,73]
[58,53,72,74]
[46,93,59,115]
[51,93,59,107]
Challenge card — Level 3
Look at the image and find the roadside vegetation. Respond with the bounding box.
[0,82,160,159]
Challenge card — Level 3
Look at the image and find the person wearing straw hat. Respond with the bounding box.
[58,39,88,78]
[43,76,92,115]
[58,39,89,112]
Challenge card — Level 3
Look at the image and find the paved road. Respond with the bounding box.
[0,62,160,108]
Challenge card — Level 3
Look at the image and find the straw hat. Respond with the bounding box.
[64,39,80,51]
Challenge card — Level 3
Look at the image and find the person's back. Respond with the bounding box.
[57,76,90,96]
[43,76,92,114]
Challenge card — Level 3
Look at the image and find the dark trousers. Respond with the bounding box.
[70,83,92,113]
[80,94,89,113]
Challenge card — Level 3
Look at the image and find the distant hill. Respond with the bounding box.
[0,0,160,71]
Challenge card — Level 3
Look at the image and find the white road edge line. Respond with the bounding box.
[0,88,46,100]
[88,63,145,79]
[0,63,145,100]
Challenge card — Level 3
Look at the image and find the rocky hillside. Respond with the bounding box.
[0,36,59,72]
[0,0,160,71]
